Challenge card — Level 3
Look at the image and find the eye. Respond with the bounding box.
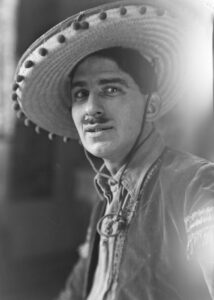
[71,89,89,103]
[103,86,122,96]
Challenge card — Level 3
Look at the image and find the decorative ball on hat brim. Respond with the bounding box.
[13,0,213,140]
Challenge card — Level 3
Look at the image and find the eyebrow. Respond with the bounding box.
[70,77,129,89]
[98,78,129,88]
[70,81,86,89]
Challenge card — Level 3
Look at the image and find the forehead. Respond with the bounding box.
[71,55,130,82]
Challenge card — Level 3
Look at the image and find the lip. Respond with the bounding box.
[84,124,114,134]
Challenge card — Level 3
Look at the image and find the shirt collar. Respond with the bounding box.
[94,130,165,200]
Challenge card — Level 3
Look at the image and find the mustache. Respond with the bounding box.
[83,115,109,125]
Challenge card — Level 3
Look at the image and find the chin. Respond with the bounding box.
[84,142,116,159]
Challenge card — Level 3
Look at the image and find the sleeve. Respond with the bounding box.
[57,258,88,300]
[56,226,92,300]
[56,200,104,300]
[184,163,214,299]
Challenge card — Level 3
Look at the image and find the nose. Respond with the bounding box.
[85,92,104,117]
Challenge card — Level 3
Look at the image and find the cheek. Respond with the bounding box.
[120,104,144,134]
[71,108,85,141]
[71,107,82,130]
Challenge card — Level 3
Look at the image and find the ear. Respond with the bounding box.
[146,93,161,122]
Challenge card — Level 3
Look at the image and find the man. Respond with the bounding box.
[12,0,214,299]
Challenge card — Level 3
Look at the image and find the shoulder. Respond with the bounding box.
[162,148,214,211]
[158,148,214,213]
[160,147,214,183]
[162,147,212,171]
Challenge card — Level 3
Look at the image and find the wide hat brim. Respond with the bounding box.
[13,0,213,140]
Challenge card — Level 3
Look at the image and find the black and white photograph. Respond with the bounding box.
[0,0,214,299]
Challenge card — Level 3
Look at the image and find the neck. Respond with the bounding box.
[104,123,155,175]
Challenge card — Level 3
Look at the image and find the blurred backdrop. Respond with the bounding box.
[0,0,213,300]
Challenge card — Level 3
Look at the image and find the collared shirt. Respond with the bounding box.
[58,137,214,300]
[87,131,165,300]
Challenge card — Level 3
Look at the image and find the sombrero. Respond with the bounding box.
[12,0,213,141]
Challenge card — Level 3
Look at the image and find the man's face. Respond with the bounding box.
[70,55,147,163]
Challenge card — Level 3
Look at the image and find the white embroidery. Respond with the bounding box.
[185,207,214,259]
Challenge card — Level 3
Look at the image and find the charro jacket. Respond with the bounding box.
[58,147,214,300]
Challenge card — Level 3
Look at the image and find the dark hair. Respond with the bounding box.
[69,47,157,94]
